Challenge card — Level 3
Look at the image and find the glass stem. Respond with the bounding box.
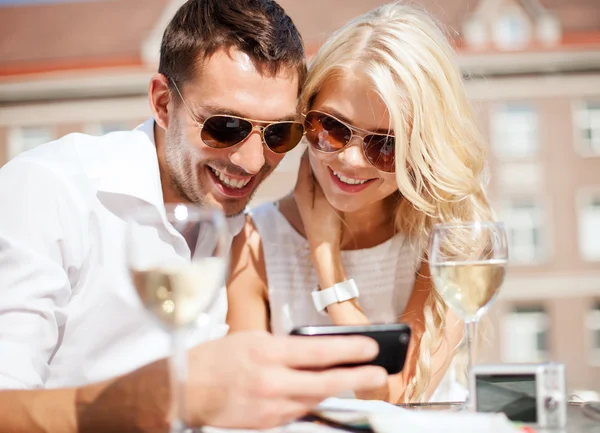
[465,320,478,410]
[170,328,188,433]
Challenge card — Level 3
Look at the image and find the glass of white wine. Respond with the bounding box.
[429,221,508,410]
[126,203,229,433]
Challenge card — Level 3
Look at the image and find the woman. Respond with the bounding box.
[226,2,493,403]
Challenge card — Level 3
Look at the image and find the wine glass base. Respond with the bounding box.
[170,421,188,433]
[447,400,474,412]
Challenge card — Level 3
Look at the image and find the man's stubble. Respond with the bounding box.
[163,117,275,216]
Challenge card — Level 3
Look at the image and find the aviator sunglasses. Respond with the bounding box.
[171,80,305,154]
[303,110,396,173]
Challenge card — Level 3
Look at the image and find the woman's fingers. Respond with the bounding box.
[294,151,316,206]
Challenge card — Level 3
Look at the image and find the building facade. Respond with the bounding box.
[456,0,600,397]
[0,0,599,395]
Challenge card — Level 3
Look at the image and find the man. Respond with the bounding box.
[0,0,386,428]
[0,0,303,388]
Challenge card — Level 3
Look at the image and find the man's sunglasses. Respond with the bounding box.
[172,80,305,154]
[303,110,396,173]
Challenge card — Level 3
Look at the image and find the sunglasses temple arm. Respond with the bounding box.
[170,79,203,128]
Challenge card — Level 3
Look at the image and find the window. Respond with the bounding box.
[587,302,600,365]
[503,306,549,363]
[497,162,542,191]
[8,126,55,159]
[501,199,546,263]
[493,9,531,50]
[492,104,539,160]
[576,102,600,156]
[579,193,600,261]
[463,17,488,49]
[86,121,131,136]
[536,14,561,46]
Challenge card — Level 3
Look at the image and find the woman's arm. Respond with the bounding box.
[310,244,370,325]
[311,246,389,400]
[226,215,270,333]
[292,154,462,401]
[389,262,464,403]
[314,258,463,403]
[292,153,370,326]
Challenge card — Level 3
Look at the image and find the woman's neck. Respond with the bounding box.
[339,194,399,250]
[279,193,400,251]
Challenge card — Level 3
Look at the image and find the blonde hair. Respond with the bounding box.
[299,2,494,402]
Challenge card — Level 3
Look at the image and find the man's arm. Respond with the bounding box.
[0,361,170,433]
[0,331,387,433]
[0,160,83,388]
[0,387,78,433]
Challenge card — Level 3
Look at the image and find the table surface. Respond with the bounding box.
[400,402,600,433]
[207,403,600,433]
[204,402,600,433]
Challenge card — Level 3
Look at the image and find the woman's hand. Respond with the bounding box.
[293,151,342,254]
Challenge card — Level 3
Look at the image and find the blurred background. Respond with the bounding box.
[0,0,599,398]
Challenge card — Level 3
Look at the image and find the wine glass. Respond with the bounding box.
[126,203,229,432]
[429,222,508,410]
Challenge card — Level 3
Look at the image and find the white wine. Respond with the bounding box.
[431,259,507,321]
[131,257,226,329]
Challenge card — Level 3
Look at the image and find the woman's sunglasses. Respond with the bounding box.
[303,110,396,173]
[172,81,305,154]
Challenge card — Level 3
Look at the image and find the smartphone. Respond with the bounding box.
[290,323,411,375]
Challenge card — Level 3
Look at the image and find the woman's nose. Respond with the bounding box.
[337,136,368,167]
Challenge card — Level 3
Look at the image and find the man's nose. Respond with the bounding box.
[228,129,266,175]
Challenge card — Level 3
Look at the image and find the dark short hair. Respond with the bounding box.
[159,0,306,93]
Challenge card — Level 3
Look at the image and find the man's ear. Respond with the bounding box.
[148,73,171,130]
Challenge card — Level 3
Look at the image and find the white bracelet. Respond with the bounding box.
[311,279,359,313]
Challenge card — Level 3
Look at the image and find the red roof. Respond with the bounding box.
[0,0,598,78]
[0,0,167,76]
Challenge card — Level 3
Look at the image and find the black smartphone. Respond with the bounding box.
[290,323,411,375]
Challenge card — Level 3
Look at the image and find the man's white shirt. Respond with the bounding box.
[0,119,242,389]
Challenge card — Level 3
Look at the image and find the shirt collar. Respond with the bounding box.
[227,212,246,237]
[94,118,164,210]
[94,118,246,237]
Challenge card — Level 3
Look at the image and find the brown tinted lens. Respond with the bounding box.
[263,122,305,154]
[363,135,396,172]
[201,115,253,148]
[304,112,352,152]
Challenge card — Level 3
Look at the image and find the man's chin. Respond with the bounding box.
[200,167,268,216]
[203,193,252,217]
[221,197,253,217]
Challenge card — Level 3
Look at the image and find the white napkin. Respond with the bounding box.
[369,410,520,433]
[313,397,402,427]
[313,398,520,433]
[203,398,520,433]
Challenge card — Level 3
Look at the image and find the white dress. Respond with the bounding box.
[249,202,467,402]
